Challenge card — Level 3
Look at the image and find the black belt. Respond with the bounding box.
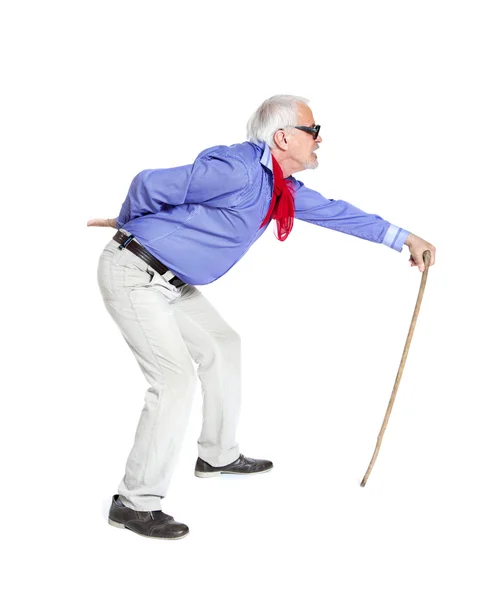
[113,231,186,288]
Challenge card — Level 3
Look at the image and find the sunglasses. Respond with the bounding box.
[295,124,321,140]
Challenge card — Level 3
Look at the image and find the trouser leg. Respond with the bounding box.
[97,240,197,511]
[172,288,242,467]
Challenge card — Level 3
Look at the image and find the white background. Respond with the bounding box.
[2,0,478,598]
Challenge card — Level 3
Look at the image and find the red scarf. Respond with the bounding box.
[260,155,295,241]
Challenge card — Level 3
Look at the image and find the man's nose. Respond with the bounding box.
[316,134,323,144]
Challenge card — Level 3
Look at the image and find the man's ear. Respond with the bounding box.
[272,129,289,150]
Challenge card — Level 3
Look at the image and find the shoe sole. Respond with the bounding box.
[108,518,189,540]
[194,466,273,478]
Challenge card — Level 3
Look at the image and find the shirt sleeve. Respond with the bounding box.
[116,147,249,228]
[291,178,410,252]
[116,165,193,228]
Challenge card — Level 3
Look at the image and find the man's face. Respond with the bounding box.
[288,103,322,171]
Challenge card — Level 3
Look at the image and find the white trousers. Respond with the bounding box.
[97,234,241,511]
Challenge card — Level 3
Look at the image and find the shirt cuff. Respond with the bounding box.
[382,225,410,252]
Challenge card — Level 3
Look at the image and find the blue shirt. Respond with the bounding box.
[117,142,409,285]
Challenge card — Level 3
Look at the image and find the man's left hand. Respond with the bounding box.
[87,218,117,228]
[405,233,436,272]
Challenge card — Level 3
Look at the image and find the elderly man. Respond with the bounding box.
[88,94,436,540]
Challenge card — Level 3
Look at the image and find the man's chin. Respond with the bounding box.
[303,157,319,170]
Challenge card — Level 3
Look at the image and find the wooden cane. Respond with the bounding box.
[360,249,431,487]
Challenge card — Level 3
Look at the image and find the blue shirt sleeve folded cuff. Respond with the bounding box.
[382,225,410,252]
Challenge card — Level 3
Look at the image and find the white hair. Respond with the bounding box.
[246,94,310,148]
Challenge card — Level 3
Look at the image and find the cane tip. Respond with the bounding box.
[360,479,367,487]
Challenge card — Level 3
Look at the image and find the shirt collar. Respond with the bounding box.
[259,142,273,172]
[259,141,296,184]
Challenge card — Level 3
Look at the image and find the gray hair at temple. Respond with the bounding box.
[246,95,310,148]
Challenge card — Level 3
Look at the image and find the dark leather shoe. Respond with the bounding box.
[108,495,189,540]
[194,453,273,478]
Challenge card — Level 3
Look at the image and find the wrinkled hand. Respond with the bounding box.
[87,218,117,228]
[405,233,436,272]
